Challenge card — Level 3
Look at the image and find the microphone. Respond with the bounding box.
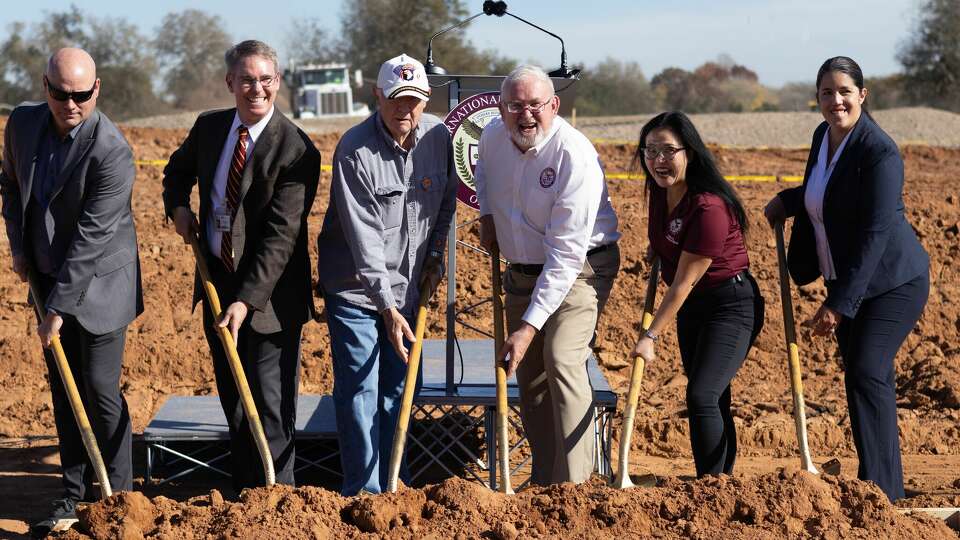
[424,1,578,79]
[424,12,485,75]
[500,8,579,79]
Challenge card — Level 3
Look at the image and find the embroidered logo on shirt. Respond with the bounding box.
[666,218,683,245]
[539,167,557,188]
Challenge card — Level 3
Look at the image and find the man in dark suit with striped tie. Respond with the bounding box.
[161,39,321,490]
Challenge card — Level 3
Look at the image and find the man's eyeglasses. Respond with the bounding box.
[641,145,685,160]
[236,74,279,90]
[504,100,552,114]
[44,76,96,104]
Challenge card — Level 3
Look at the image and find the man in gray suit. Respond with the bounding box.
[0,48,142,537]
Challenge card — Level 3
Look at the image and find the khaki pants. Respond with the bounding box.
[504,244,619,485]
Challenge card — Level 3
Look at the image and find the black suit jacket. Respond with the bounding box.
[161,108,320,333]
[1,103,143,334]
[779,113,929,318]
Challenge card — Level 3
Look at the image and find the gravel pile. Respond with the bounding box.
[121,107,960,148]
[575,107,960,148]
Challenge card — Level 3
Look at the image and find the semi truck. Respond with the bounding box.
[286,62,369,119]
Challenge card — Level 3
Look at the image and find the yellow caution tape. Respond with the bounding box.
[135,159,800,183]
[137,160,333,173]
[726,175,777,182]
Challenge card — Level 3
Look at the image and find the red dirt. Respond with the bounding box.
[61,472,956,539]
[1,119,959,537]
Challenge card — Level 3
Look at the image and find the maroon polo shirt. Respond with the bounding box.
[648,188,749,290]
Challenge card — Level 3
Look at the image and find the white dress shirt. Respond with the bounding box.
[804,127,852,281]
[207,106,275,255]
[475,116,620,329]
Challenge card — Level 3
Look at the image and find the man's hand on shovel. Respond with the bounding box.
[218,301,249,345]
[38,310,64,349]
[499,322,536,378]
[383,307,415,363]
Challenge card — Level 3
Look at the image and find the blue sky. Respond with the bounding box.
[1,0,922,86]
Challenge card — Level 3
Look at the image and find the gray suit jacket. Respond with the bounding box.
[0,102,144,334]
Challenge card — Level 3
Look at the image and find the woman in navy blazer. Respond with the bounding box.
[765,56,929,502]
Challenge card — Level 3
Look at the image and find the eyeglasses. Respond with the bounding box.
[44,76,96,103]
[641,145,685,160]
[504,100,552,114]
[236,74,279,90]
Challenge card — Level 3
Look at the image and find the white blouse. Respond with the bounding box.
[804,128,852,281]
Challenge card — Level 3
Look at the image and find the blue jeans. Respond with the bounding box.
[324,295,420,495]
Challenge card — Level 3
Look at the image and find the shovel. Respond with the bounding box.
[28,275,113,498]
[611,257,660,489]
[385,285,430,493]
[774,223,820,475]
[491,245,514,494]
[189,235,276,486]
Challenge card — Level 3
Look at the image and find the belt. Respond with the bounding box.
[510,243,616,277]
[689,270,749,296]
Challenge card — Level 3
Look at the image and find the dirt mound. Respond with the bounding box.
[63,472,955,539]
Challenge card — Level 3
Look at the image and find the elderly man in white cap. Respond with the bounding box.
[317,53,457,495]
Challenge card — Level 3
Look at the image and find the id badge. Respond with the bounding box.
[214,205,232,232]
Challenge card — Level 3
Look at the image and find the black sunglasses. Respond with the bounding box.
[44,76,96,103]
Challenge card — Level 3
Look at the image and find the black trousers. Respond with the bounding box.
[676,272,763,477]
[202,306,301,490]
[833,272,928,502]
[37,278,133,501]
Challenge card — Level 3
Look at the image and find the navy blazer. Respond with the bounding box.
[778,113,928,318]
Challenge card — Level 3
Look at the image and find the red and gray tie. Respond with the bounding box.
[221,125,248,272]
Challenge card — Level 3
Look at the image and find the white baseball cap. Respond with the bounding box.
[377,54,431,101]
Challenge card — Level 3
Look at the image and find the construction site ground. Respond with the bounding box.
[0,109,958,538]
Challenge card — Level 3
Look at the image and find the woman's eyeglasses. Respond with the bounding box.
[641,145,685,160]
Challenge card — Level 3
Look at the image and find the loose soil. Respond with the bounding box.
[1,115,958,538]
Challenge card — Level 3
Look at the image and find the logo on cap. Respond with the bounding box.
[539,167,556,188]
[393,64,418,81]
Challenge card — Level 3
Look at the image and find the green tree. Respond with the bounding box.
[0,6,164,120]
[897,0,960,111]
[154,9,233,110]
[338,0,514,103]
[575,58,656,116]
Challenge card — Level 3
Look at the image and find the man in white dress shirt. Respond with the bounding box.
[476,65,621,485]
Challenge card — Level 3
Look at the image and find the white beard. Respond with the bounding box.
[509,124,545,150]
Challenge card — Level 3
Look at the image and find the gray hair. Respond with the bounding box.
[500,65,554,100]
[225,40,279,74]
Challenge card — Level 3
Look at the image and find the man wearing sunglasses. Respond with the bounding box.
[0,47,142,537]
[476,65,621,486]
[162,40,320,491]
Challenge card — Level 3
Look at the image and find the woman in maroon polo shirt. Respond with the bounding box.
[631,111,764,477]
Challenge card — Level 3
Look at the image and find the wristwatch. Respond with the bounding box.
[643,329,659,342]
[429,249,443,259]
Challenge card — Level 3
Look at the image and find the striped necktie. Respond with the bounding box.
[221,125,249,272]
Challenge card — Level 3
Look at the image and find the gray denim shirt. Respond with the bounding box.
[317,111,457,315]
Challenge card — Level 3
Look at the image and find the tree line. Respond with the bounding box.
[1,0,956,120]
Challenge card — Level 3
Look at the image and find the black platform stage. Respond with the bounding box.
[143,338,617,489]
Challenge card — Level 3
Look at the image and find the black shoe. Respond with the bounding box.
[30,498,78,538]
